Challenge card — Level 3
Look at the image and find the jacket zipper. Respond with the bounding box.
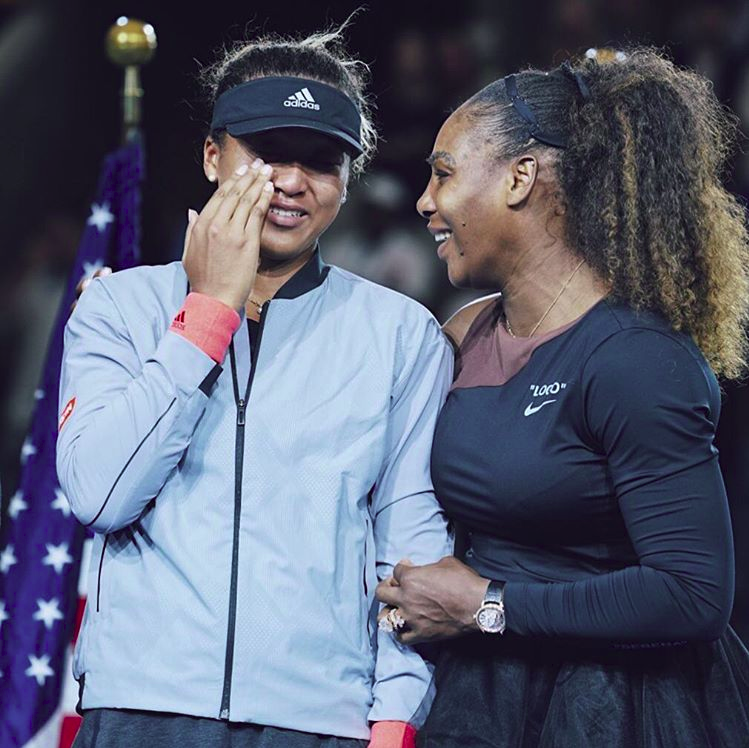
[220,306,268,719]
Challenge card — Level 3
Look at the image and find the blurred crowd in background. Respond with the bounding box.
[1,0,748,640]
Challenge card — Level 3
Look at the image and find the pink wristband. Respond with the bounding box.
[169,292,241,363]
[369,721,417,748]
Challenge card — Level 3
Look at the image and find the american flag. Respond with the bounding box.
[0,136,143,748]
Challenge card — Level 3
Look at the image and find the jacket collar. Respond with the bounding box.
[274,247,329,300]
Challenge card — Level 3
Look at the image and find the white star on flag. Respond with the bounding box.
[0,545,17,574]
[51,488,71,518]
[33,598,64,630]
[34,388,45,401]
[20,437,37,465]
[87,203,114,233]
[82,259,105,277]
[25,654,54,686]
[0,600,8,629]
[8,491,28,520]
[42,542,73,574]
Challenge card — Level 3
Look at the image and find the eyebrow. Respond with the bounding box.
[426,150,456,168]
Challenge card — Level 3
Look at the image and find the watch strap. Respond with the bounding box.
[484,580,505,606]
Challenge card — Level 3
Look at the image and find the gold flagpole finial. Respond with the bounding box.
[106,17,157,143]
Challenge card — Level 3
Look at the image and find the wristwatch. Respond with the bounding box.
[473,580,506,634]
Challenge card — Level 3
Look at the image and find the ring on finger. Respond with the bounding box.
[378,617,393,633]
[387,608,406,631]
[377,607,404,633]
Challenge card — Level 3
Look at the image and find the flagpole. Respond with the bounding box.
[105,17,157,143]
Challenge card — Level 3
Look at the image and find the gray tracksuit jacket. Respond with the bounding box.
[56,252,453,739]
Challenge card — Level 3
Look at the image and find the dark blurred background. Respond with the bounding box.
[0,0,747,641]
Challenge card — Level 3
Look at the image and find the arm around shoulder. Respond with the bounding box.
[441,294,499,351]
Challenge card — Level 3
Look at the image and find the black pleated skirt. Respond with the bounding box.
[417,628,749,747]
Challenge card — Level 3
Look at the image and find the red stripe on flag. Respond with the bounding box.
[59,715,82,748]
[72,595,87,645]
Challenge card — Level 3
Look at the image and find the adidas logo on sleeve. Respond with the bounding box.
[284,87,320,111]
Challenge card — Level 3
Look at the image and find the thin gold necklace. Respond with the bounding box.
[504,259,585,338]
[247,297,267,314]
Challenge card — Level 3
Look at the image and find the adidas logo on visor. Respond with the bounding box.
[284,87,320,110]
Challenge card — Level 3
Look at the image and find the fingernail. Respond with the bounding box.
[235,164,249,176]
[188,208,198,222]
[261,164,272,176]
[263,181,274,192]
[251,158,263,169]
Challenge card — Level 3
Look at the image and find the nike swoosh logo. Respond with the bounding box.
[523,399,557,417]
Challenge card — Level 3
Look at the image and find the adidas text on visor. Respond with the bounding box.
[210,76,363,156]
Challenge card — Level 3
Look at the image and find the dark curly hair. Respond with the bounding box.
[463,48,749,379]
[198,19,377,177]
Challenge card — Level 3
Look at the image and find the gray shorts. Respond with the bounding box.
[73,709,369,748]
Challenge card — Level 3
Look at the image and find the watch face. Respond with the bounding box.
[477,604,505,633]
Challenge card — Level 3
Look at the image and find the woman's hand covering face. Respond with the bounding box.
[183,160,274,310]
[204,130,349,266]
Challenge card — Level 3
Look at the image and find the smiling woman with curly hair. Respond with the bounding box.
[376,48,749,747]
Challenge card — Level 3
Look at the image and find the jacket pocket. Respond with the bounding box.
[95,534,109,613]
[362,515,377,644]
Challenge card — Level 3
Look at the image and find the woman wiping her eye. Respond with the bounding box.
[59,24,453,748]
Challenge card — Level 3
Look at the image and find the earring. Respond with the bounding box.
[208,174,217,183]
